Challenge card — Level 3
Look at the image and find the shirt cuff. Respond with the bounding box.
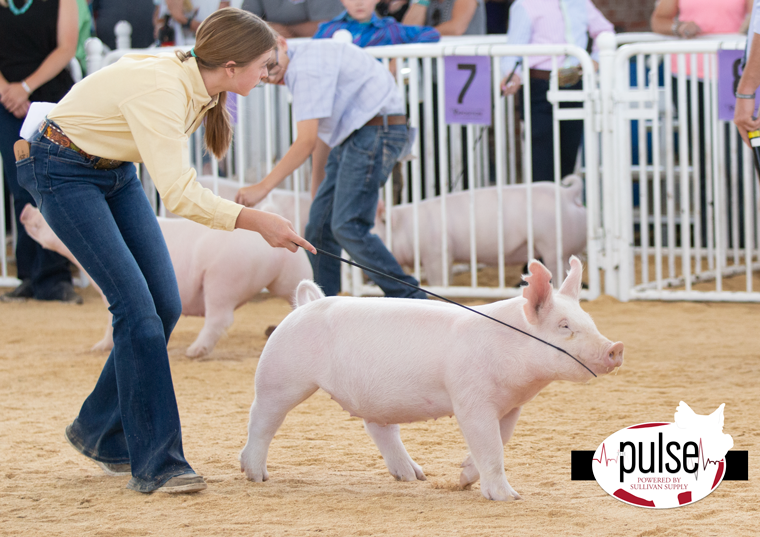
[213,198,245,231]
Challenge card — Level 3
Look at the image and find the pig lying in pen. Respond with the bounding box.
[240,256,623,501]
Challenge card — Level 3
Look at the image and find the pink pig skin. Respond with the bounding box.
[189,176,312,235]
[239,256,623,501]
[19,204,312,357]
[375,175,587,286]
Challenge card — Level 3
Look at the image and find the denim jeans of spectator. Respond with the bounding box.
[305,124,426,298]
[16,132,193,492]
[0,105,72,296]
[528,78,584,182]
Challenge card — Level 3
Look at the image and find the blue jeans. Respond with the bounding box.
[17,130,192,492]
[0,105,71,296]
[528,79,584,182]
[305,124,425,299]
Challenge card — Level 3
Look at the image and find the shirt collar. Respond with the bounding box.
[184,56,217,109]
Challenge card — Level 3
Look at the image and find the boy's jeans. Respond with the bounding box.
[306,124,426,299]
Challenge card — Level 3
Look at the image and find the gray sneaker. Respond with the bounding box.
[65,424,131,476]
[0,279,33,302]
[94,460,132,476]
[155,473,207,494]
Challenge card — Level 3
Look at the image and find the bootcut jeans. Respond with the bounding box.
[17,128,193,492]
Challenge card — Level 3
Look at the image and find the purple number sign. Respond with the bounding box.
[717,50,758,121]
[444,56,492,125]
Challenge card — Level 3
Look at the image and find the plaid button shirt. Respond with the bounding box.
[313,11,440,47]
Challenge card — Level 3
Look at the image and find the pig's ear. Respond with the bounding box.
[558,256,583,301]
[522,259,553,324]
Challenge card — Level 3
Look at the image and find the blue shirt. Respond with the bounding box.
[313,11,440,47]
[284,40,405,148]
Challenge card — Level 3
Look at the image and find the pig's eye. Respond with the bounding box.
[559,320,571,331]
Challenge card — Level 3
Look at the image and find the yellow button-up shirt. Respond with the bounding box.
[49,53,243,231]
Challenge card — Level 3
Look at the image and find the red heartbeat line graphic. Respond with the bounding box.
[593,443,619,466]
[698,438,723,470]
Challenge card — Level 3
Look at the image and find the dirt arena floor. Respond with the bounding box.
[1,267,758,536]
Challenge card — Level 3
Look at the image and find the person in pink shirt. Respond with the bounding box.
[652,0,751,40]
[652,0,752,78]
[500,0,613,183]
[651,0,752,247]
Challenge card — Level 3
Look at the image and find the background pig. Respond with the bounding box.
[239,257,623,501]
[20,205,312,357]
[179,176,312,235]
[374,175,587,286]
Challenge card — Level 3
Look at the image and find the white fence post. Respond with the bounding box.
[114,21,132,50]
[597,31,619,299]
[85,37,105,75]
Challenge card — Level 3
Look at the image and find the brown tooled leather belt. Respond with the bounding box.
[39,122,123,170]
[529,67,582,88]
[364,114,407,127]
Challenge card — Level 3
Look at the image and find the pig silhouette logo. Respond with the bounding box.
[592,402,733,509]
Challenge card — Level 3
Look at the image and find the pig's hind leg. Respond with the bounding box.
[185,287,237,358]
[91,312,114,352]
[239,381,319,482]
[363,422,426,481]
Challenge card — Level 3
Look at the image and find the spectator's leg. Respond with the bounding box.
[559,80,584,178]
[529,79,554,182]
[0,105,72,300]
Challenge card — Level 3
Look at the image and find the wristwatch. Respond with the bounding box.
[671,17,681,37]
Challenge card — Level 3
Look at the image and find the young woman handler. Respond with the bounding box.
[16,8,313,494]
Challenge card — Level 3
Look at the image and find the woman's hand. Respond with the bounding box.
[235,182,270,207]
[501,73,522,96]
[235,208,316,254]
[734,97,760,147]
[0,83,31,117]
[675,20,701,39]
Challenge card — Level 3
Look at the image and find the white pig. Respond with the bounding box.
[239,256,623,501]
[375,175,587,286]
[187,176,312,235]
[19,205,312,357]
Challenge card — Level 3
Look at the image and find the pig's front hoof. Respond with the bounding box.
[240,460,269,483]
[90,339,113,353]
[480,479,521,502]
[239,448,269,482]
[388,460,427,482]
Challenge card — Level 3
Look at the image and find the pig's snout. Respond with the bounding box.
[605,341,624,369]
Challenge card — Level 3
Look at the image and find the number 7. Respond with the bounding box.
[457,63,477,104]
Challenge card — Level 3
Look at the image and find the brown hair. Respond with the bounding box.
[176,8,276,159]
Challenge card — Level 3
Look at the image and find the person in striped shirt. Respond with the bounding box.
[500,0,613,183]
[313,0,440,46]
